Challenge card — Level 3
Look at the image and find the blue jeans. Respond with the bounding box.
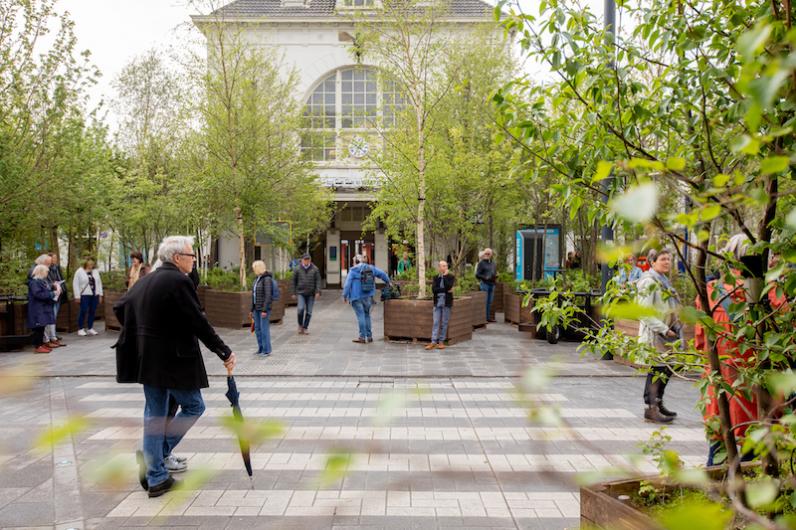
[253,310,271,354]
[432,305,451,344]
[297,294,314,329]
[46,302,60,341]
[142,385,205,487]
[78,295,99,329]
[706,440,756,467]
[480,282,495,320]
[351,296,373,339]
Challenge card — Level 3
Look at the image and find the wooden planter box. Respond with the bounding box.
[469,290,487,329]
[384,297,473,344]
[491,282,505,318]
[0,297,31,352]
[503,291,532,325]
[204,288,285,329]
[279,279,297,306]
[581,465,745,530]
[56,295,107,333]
[103,291,125,331]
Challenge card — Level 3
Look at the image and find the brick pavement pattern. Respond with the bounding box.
[0,293,708,529]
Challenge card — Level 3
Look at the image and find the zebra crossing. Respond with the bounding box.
[58,376,708,529]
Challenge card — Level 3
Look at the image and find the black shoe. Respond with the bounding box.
[659,403,677,417]
[644,405,674,424]
[352,337,366,343]
[148,476,179,498]
[366,337,373,343]
[136,450,148,491]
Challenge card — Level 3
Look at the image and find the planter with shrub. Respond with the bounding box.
[384,295,474,344]
[202,268,284,328]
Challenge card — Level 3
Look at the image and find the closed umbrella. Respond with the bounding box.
[224,368,253,478]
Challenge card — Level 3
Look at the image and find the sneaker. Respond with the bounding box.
[297,326,304,335]
[424,343,436,350]
[87,328,98,336]
[136,450,148,491]
[172,454,188,464]
[77,329,87,337]
[302,328,309,335]
[148,476,180,498]
[164,454,187,473]
[34,346,52,354]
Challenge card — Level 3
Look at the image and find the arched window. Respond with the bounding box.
[301,66,404,162]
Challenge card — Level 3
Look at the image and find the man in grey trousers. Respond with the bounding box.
[292,253,321,334]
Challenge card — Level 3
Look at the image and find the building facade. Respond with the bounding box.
[193,0,494,287]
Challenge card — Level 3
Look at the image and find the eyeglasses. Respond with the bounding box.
[177,252,196,259]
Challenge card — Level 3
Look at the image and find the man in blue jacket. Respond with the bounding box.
[343,254,390,343]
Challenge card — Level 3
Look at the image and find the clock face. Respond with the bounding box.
[348,136,369,159]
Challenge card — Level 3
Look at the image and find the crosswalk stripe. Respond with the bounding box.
[106,451,705,473]
[85,406,635,419]
[78,392,568,403]
[77,380,518,390]
[89,425,705,442]
[106,489,581,518]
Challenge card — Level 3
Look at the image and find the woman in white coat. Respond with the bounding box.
[72,258,103,336]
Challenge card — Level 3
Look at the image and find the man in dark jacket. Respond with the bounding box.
[475,248,498,323]
[114,235,236,498]
[47,252,67,347]
[292,253,321,335]
[426,260,455,350]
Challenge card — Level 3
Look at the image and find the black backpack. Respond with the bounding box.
[381,283,401,301]
[360,266,375,292]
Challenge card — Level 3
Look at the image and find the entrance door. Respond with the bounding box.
[339,232,375,286]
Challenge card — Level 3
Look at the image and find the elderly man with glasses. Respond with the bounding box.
[114,235,237,498]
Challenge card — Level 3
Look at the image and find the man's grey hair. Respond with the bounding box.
[35,254,51,265]
[157,236,195,263]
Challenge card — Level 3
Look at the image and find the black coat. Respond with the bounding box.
[293,264,321,296]
[113,262,231,390]
[475,259,497,285]
[252,273,273,312]
[431,273,455,308]
[48,265,68,303]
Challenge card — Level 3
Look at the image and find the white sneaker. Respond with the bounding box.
[77,329,87,337]
[164,454,187,473]
[87,329,98,336]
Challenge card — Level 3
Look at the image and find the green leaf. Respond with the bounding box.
[627,158,665,171]
[679,306,705,325]
[769,371,796,396]
[35,416,89,452]
[737,22,772,61]
[665,157,686,171]
[785,209,796,230]
[609,183,658,224]
[656,499,731,530]
[596,243,633,265]
[592,160,613,184]
[317,451,354,487]
[700,203,721,222]
[760,156,790,175]
[712,173,730,187]
[732,135,760,155]
[746,478,779,509]
[603,302,660,320]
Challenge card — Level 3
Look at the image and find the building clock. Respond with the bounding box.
[348,136,369,159]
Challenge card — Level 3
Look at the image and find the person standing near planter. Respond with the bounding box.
[426,260,455,350]
[128,251,151,288]
[46,252,68,347]
[292,253,321,335]
[636,248,682,424]
[28,265,61,354]
[72,258,103,336]
[251,260,274,357]
[343,254,390,344]
[476,248,497,323]
[397,252,412,275]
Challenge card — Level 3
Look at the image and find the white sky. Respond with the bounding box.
[58,0,606,122]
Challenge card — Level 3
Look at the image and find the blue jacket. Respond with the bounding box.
[27,278,56,328]
[343,264,390,302]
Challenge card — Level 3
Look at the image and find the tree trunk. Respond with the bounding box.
[416,112,427,299]
[236,207,246,289]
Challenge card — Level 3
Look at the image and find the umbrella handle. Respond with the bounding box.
[227,365,233,377]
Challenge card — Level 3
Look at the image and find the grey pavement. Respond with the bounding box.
[0,293,708,529]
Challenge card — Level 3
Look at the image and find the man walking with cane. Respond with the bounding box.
[114,236,236,498]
